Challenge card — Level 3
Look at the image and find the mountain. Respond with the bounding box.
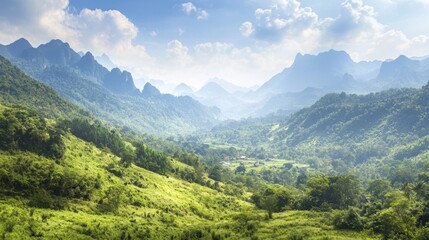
[193,82,251,119]
[148,79,176,93]
[277,87,426,146]
[34,65,219,136]
[254,87,326,116]
[0,55,84,119]
[5,38,32,57]
[95,53,116,70]
[74,52,109,81]
[257,50,356,97]
[0,38,220,135]
[102,68,139,95]
[197,82,230,98]
[173,83,193,96]
[20,39,81,67]
[207,77,251,94]
[141,82,161,98]
[249,50,429,117]
[376,55,429,89]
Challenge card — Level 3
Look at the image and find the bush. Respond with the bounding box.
[333,208,363,231]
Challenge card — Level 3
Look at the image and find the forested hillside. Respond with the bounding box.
[0,56,85,119]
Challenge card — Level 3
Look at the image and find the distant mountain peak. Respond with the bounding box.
[82,51,95,60]
[95,53,116,70]
[257,49,356,95]
[9,38,32,48]
[142,82,161,97]
[74,51,108,80]
[6,38,32,57]
[102,68,138,95]
[318,49,353,62]
[46,39,68,46]
[200,82,229,94]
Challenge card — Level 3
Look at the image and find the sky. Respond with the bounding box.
[0,0,428,89]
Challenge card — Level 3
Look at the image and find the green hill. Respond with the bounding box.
[0,56,85,119]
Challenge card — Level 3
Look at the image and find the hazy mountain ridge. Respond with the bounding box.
[167,50,428,119]
[0,38,220,135]
[249,50,429,117]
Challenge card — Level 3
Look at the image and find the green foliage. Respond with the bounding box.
[0,55,84,119]
[252,186,297,218]
[333,208,364,231]
[134,142,171,174]
[208,164,223,181]
[367,179,392,201]
[235,164,246,174]
[60,118,125,157]
[371,190,417,239]
[0,152,97,199]
[302,175,361,210]
[0,107,65,160]
[98,185,124,213]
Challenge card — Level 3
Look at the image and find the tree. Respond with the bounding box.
[235,165,246,174]
[367,179,391,201]
[372,190,416,239]
[209,165,223,181]
[251,187,296,219]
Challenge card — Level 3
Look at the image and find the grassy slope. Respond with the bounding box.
[256,211,377,239]
[0,131,377,239]
[0,133,250,239]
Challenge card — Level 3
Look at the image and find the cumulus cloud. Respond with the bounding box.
[241,0,428,61]
[243,0,318,41]
[0,0,70,44]
[182,2,197,15]
[197,10,209,20]
[181,2,209,21]
[240,22,254,37]
[167,40,193,66]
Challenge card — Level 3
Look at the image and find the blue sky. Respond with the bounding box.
[1,0,428,88]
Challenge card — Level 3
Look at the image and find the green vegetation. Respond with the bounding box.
[3,43,429,238]
[0,56,84,119]
[0,103,377,239]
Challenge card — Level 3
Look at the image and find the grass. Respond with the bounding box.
[255,211,378,240]
[0,133,379,239]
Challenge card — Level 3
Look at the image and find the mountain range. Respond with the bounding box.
[169,49,429,119]
[2,37,428,131]
[0,38,219,135]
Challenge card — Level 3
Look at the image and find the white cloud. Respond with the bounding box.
[149,31,157,37]
[194,42,233,55]
[240,22,255,37]
[241,0,429,62]
[181,2,209,21]
[167,40,193,66]
[0,0,70,44]
[182,2,197,15]
[197,10,209,20]
[244,0,318,41]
